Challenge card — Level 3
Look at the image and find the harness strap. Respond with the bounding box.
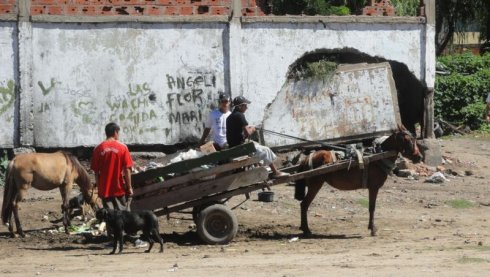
[308,152,315,170]
[355,149,364,169]
[362,157,370,188]
[330,150,337,163]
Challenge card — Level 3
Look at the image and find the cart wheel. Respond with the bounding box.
[196,204,238,244]
[192,201,220,224]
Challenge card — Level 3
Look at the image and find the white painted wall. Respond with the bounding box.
[0,22,16,148]
[262,63,400,147]
[0,19,433,148]
[239,22,425,126]
[29,23,227,147]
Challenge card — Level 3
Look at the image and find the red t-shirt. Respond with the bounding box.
[91,140,133,198]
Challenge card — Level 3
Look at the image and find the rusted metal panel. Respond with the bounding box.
[262,62,401,147]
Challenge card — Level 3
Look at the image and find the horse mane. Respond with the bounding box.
[60,152,91,192]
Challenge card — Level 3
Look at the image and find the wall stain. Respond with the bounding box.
[0,80,15,118]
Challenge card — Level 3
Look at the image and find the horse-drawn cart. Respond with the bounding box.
[130,140,400,244]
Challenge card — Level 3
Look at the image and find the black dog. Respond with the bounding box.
[66,193,91,221]
[96,208,164,254]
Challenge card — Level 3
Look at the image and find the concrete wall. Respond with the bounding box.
[0,1,436,148]
[262,63,400,147]
[27,22,227,147]
[0,22,16,148]
[240,21,427,126]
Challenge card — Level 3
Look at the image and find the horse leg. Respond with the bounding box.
[59,185,72,234]
[13,189,27,238]
[368,187,380,236]
[300,182,322,236]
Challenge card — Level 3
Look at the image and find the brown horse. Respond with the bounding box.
[1,151,95,237]
[294,126,422,236]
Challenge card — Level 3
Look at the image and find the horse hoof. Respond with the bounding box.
[10,233,17,238]
[370,227,378,236]
[300,228,312,237]
[145,250,150,253]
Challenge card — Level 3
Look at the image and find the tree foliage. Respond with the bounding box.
[271,0,351,15]
[436,0,490,55]
[435,53,490,130]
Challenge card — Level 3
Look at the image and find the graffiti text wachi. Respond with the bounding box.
[107,82,157,133]
[165,73,216,126]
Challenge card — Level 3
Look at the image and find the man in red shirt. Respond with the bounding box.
[91,123,148,247]
[91,122,133,210]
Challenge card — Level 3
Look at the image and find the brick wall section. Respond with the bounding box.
[0,0,17,15]
[241,0,268,16]
[30,0,232,16]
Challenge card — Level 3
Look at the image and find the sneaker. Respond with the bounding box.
[272,171,290,179]
[134,239,148,248]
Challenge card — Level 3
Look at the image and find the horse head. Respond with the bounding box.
[64,152,98,208]
[382,125,422,163]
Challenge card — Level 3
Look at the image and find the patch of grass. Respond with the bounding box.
[458,256,488,264]
[290,60,337,81]
[446,199,475,209]
[357,198,369,209]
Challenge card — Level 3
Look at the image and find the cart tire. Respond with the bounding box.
[196,204,238,245]
[192,201,220,224]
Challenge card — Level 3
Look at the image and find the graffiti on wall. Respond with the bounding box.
[0,80,15,122]
[34,70,222,143]
[165,72,218,133]
[106,82,158,135]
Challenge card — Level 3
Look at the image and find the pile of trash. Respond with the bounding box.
[394,154,475,184]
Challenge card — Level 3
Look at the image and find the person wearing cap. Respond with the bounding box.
[199,92,232,150]
[226,96,289,178]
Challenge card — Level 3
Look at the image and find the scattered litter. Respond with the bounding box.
[41,215,49,221]
[425,172,449,184]
[170,149,205,163]
[288,237,299,243]
[147,161,164,169]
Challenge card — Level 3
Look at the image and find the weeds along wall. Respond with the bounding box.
[0,0,435,148]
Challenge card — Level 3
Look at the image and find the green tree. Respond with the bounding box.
[436,0,490,55]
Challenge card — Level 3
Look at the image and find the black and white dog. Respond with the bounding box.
[66,193,94,221]
[96,208,164,254]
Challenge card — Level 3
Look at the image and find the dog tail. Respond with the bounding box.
[2,160,16,226]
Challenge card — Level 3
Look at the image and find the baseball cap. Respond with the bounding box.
[218,92,231,102]
[232,96,251,106]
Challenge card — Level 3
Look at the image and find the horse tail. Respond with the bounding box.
[1,160,16,226]
[62,152,92,202]
[294,157,308,201]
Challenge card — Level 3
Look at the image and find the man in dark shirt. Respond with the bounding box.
[226,96,289,178]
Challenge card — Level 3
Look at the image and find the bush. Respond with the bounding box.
[271,0,351,15]
[435,53,490,130]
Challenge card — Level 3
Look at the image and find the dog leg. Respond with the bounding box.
[118,232,124,254]
[81,205,86,222]
[143,231,153,253]
[152,228,164,253]
[110,233,118,255]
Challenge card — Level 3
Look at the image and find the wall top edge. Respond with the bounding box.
[31,15,231,24]
[0,14,17,22]
[242,15,426,24]
[2,14,427,24]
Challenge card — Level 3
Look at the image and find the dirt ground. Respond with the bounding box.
[0,136,489,276]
